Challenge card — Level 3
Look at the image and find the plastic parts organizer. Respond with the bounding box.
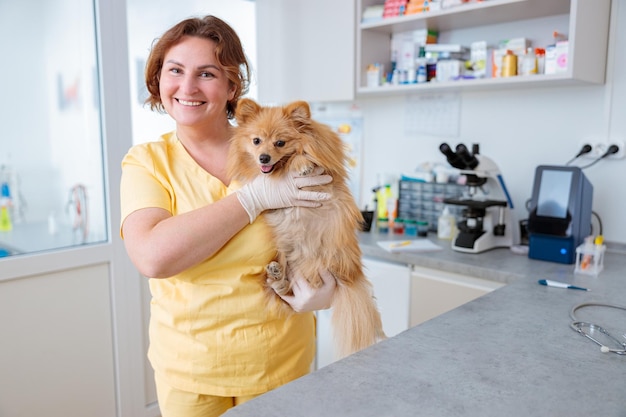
[398,180,464,232]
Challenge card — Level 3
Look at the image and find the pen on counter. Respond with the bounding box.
[538,279,589,291]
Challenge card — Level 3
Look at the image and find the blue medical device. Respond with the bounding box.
[527,165,593,264]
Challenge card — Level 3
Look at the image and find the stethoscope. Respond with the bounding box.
[569,302,626,355]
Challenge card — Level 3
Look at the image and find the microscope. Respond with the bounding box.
[440,143,517,253]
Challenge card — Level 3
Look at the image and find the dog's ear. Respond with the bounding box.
[284,101,312,130]
[235,98,261,124]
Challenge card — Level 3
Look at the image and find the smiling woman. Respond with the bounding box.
[126,0,257,146]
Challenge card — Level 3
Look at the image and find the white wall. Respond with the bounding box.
[357,2,626,244]
[126,0,257,145]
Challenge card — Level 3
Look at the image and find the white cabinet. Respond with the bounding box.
[356,0,611,96]
[316,257,503,368]
[409,264,503,325]
[364,257,413,337]
[256,0,356,104]
[316,257,411,368]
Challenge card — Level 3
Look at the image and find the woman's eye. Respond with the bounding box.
[275,140,285,148]
[252,137,261,145]
[200,71,215,78]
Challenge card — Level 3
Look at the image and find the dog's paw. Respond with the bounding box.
[266,261,283,281]
[299,164,315,176]
[266,261,290,296]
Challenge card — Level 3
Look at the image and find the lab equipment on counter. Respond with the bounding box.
[397,180,464,232]
[439,143,517,253]
[527,165,593,264]
[574,235,605,276]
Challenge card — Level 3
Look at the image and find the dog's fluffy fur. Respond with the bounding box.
[227,98,386,358]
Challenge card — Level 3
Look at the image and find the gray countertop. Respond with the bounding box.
[225,232,626,417]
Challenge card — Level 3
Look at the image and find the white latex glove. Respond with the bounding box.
[277,269,337,313]
[236,167,332,223]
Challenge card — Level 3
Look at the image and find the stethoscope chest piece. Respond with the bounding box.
[570,303,626,355]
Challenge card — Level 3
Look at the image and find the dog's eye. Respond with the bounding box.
[275,140,286,148]
[252,137,261,145]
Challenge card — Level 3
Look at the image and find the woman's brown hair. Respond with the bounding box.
[144,15,251,119]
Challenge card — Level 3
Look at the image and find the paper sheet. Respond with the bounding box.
[377,239,442,253]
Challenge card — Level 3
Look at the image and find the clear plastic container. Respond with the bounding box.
[574,236,605,276]
[437,206,456,239]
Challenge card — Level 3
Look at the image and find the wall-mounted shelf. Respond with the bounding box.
[356,0,611,97]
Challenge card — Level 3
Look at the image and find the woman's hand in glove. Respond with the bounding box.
[236,167,332,223]
[277,268,337,313]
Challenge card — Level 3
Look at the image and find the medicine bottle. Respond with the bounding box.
[501,50,517,77]
[404,219,418,236]
[521,47,537,75]
[377,217,389,234]
[393,218,405,235]
[437,206,456,240]
[416,220,429,237]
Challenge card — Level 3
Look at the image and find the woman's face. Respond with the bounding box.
[159,36,235,129]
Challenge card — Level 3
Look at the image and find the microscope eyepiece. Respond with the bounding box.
[440,143,466,170]
[455,144,479,170]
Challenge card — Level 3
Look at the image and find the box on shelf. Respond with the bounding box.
[548,40,569,74]
[492,38,529,78]
[436,59,464,82]
[383,0,409,18]
[391,29,439,75]
[362,4,385,23]
[469,41,491,78]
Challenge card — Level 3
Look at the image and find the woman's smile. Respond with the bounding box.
[176,98,205,107]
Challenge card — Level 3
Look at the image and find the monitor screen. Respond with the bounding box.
[536,170,573,218]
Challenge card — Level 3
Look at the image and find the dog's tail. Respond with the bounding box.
[331,277,387,358]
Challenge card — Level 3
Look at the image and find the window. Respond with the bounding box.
[0,0,107,257]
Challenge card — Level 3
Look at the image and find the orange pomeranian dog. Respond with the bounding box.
[227,98,386,358]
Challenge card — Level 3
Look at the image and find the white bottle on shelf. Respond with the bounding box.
[521,47,538,76]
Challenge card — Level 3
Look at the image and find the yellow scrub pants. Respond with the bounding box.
[155,372,260,417]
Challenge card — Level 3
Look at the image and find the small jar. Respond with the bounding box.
[404,219,418,236]
[416,220,429,237]
[377,217,389,234]
[393,218,405,235]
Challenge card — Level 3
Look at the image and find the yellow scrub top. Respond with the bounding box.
[120,132,315,396]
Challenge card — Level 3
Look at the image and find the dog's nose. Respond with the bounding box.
[259,154,271,164]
